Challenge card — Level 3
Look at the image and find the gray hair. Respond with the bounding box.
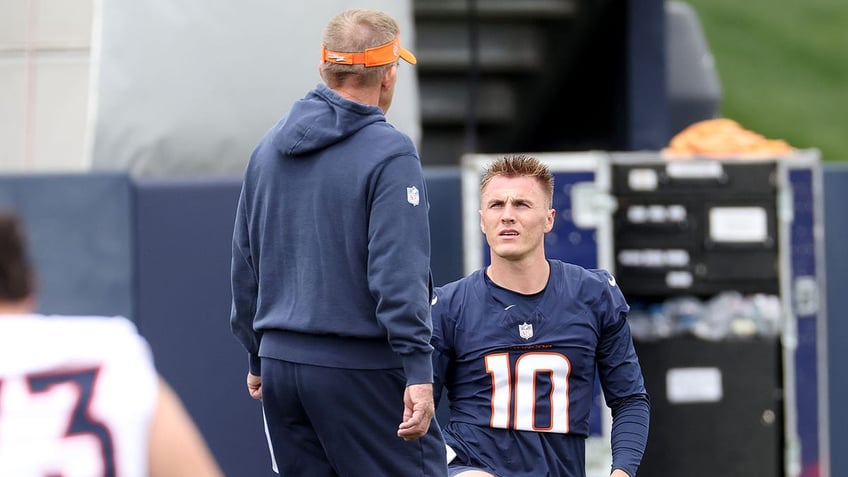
[320,9,399,87]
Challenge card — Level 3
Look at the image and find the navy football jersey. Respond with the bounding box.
[432,260,648,477]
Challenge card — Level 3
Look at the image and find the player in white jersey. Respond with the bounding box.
[0,210,224,477]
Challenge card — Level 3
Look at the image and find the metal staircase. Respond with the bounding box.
[413,0,615,165]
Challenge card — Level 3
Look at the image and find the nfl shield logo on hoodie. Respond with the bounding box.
[519,322,533,340]
[407,186,420,206]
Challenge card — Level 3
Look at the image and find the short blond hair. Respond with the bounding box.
[320,9,399,88]
[480,155,554,207]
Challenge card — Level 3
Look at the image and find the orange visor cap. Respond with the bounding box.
[322,35,416,67]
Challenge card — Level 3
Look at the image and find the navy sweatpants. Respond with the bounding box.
[260,357,448,476]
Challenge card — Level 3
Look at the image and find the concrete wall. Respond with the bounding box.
[0,0,94,171]
[0,1,419,176]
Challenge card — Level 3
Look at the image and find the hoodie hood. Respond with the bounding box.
[271,84,386,157]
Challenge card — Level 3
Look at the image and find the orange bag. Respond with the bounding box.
[663,118,793,159]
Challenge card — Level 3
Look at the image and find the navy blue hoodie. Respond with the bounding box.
[230,84,434,386]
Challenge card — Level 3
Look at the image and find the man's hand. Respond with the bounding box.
[247,372,262,400]
[397,383,434,441]
[610,469,631,477]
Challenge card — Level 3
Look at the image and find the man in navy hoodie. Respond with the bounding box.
[230,8,447,477]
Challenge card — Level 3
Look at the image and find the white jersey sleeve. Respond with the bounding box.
[0,315,159,477]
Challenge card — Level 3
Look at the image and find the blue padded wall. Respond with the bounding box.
[824,164,848,477]
[131,169,466,476]
[426,167,465,286]
[0,173,133,317]
[133,177,275,477]
[3,166,844,475]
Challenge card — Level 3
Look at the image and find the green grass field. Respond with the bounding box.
[683,0,848,161]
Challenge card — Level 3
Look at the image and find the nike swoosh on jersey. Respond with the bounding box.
[608,276,616,287]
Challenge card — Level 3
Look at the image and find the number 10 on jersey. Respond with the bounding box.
[485,351,571,433]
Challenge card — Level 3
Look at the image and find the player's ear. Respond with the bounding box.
[381,63,397,90]
[479,210,485,234]
[544,208,556,233]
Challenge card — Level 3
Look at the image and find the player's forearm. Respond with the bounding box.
[609,394,650,476]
